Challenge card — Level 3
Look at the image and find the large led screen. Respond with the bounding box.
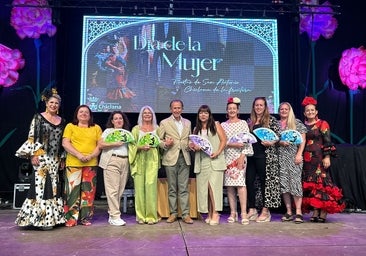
[81,16,279,113]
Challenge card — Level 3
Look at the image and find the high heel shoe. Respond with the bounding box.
[204,214,212,224]
[227,212,238,223]
[209,219,220,225]
[256,212,271,223]
[65,219,77,227]
[294,214,304,224]
[281,213,293,222]
[209,214,220,226]
[309,216,318,222]
[310,209,320,222]
[80,219,92,226]
[317,217,327,223]
[241,213,249,225]
[318,211,327,223]
[247,209,258,221]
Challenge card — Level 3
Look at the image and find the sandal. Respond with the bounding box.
[256,211,271,223]
[81,219,92,226]
[318,211,327,223]
[281,213,293,222]
[294,214,304,224]
[310,209,319,222]
[309,216,318,222]
[205,213,212,224]
[241,213,249,225]
[318,217,326,223]
[247,209,258,221]
[227,212,238,223]
[65,219,77,227]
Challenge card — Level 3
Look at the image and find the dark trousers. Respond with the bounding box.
[246,156,266,209]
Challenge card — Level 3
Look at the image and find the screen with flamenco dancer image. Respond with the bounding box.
[80,16,279,113]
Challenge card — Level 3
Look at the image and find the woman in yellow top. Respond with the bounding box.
[62,105,102,227]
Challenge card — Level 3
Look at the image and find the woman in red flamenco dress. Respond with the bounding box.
[301,96,345,223]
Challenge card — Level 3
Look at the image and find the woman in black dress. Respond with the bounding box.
[301,96,345,222]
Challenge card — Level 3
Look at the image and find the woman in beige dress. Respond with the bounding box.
[190,105,227,225]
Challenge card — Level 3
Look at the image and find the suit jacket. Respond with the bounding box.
[159,115,191,166]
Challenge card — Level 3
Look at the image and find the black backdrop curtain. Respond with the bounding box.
[331,144,366,211]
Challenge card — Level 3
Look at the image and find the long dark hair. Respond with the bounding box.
[105,111,130,130]
[193,105,217,136]
[249,97,270,131]
[71,105,95,127]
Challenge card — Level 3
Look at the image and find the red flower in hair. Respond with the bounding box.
[227,97,240,104]
[301,96,317,107]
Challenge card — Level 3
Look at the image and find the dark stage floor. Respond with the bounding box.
[1,200,366,256]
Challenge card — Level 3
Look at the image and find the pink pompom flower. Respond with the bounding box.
[10,0,56,39]
[0,43,25,87]
[338,46,366,90]
[299,1,338,41]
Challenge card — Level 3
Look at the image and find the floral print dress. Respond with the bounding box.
[302,119,345,214]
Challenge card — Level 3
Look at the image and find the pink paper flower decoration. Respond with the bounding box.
[0,43,25,87]
[338,46,366,90]
[299,1,338,41]
[10,0,56,39]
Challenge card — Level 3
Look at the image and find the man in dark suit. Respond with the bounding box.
[159,99,193,224]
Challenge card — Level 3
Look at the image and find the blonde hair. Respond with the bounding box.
[279,102,296,130]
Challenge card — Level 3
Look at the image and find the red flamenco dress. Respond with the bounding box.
[302,119,346,214]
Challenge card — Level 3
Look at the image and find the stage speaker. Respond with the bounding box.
[18,162,33,183]
[13,183,30,209]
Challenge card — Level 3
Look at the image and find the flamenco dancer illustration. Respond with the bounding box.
[104,36,136,100]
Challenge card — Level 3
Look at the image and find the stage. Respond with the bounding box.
[1,200,366,256]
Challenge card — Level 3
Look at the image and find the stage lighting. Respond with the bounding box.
[133,5,138,15]
[168,0,174,15]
